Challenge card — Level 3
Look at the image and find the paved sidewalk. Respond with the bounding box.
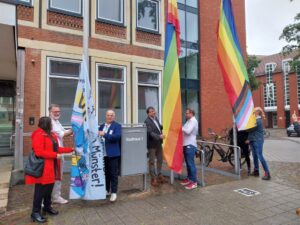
[1,137,300,225]
[1,174,299,225]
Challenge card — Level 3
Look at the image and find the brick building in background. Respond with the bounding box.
[0,0,247,158]
[252,51,300,128]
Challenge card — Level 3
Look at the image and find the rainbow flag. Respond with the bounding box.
[163,0,183,173]
[217,0,256,130]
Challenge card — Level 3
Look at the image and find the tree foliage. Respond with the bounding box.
[280,11,300,71]
[247,56,261,91]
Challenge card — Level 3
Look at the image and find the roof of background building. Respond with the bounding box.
[253,51,299,76]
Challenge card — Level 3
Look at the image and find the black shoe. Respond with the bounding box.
[250,170,259,177]
[31,212,47,223]
[43,207,59,215]
[262,172,271,180]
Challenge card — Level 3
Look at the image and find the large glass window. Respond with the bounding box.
[137,70,160,123]
[264,83,277,108]
[283,60,291,108]
[178,0,199,127]
[17,0,32,6]
[49,0,82,16]
[48,58,80,125]
[97,64,125,124]
[97,0,124,24]
[137,0,159,32]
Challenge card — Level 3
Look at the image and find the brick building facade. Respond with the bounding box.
[0,0,247,157]
[252,51,300,128]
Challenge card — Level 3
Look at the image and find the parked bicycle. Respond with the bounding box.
[198,128,247,167]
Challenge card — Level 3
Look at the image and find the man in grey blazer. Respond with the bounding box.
[144,106,166,186]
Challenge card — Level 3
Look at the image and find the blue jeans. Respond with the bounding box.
[250,140,270,174]
[183,145,197,182]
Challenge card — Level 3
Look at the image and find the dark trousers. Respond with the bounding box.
[32,183,54,213]
[104,156,120,194]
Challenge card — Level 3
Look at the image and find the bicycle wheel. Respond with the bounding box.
[228,147,246,167]
[200,145,213,167]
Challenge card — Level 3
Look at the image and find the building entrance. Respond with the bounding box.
[0,81,15,156]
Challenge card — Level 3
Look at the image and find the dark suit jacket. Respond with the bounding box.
[98,121,122,157]
[144,116,163,149]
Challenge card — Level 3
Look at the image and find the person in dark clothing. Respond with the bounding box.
[229,127,251,175]
[292,111,300,135]
[98,110,121,202]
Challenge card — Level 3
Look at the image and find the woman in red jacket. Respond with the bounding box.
[26,117,73,223]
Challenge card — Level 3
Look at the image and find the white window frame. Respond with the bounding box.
[136,68,162,123]
[97,0,124,25]
[46,57,81,127]
[283,59,291,109]
[136,0,160,33]
[96,63,127,124]
[49,0,83,16]
[18,0,33,6]
[265,63,277,74]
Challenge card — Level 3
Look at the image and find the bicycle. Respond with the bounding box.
[198,128,247,167]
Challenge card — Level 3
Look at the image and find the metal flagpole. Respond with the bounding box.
[83,0,89,67]
[232,115,240,177]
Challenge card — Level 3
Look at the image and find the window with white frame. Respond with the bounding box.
[97,0,124,24]
[137,69,161,123]
[264,83,277,108]
[265,63,276,83]
[17,0,32,6]
[48,58,81,125]
[137,0,159,33]
[97,64,125,124]
[283,60,291,107]
[49,0,82,16]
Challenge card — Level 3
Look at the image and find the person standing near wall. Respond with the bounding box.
[144,106,167,187]
[98,110,122,202]
[180,108,198,190]
[49,104,73,204]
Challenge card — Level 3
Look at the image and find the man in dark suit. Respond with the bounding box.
[98,110,121,202]
[144,106,166,186]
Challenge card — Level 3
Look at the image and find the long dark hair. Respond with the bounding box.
[38,116,52,135]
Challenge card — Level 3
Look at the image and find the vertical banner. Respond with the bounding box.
[69,60,106,200]
[163,0,183,173]
[217,0,256,130]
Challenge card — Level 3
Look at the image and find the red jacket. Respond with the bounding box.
[25,128,73,185]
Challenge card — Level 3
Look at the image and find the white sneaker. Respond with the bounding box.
[52,196,68,204]
[110,193,117,202]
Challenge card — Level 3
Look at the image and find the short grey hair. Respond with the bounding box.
[48,104,60,112]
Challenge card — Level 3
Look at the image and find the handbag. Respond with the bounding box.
[24,149,44,178]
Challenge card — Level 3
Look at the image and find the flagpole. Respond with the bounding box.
[83,0,89,69]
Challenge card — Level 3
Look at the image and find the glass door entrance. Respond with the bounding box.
[0,96,15,156]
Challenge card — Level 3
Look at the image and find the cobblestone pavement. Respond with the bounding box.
[1,135,300,225]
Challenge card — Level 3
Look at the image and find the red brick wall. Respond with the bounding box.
[17,5,34,22]
[95,21,126,39]
[23,48,41,155]
[47,11,83,30]
[252,72,300,128]
[272,73,285,127]
[200,0,246,137]
[136,30,161,46]
[289,72,299,119]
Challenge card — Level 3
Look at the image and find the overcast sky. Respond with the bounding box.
[245,0,300,56]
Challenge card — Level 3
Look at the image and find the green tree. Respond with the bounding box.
[280,11,300,71]
[247,55,261,91]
